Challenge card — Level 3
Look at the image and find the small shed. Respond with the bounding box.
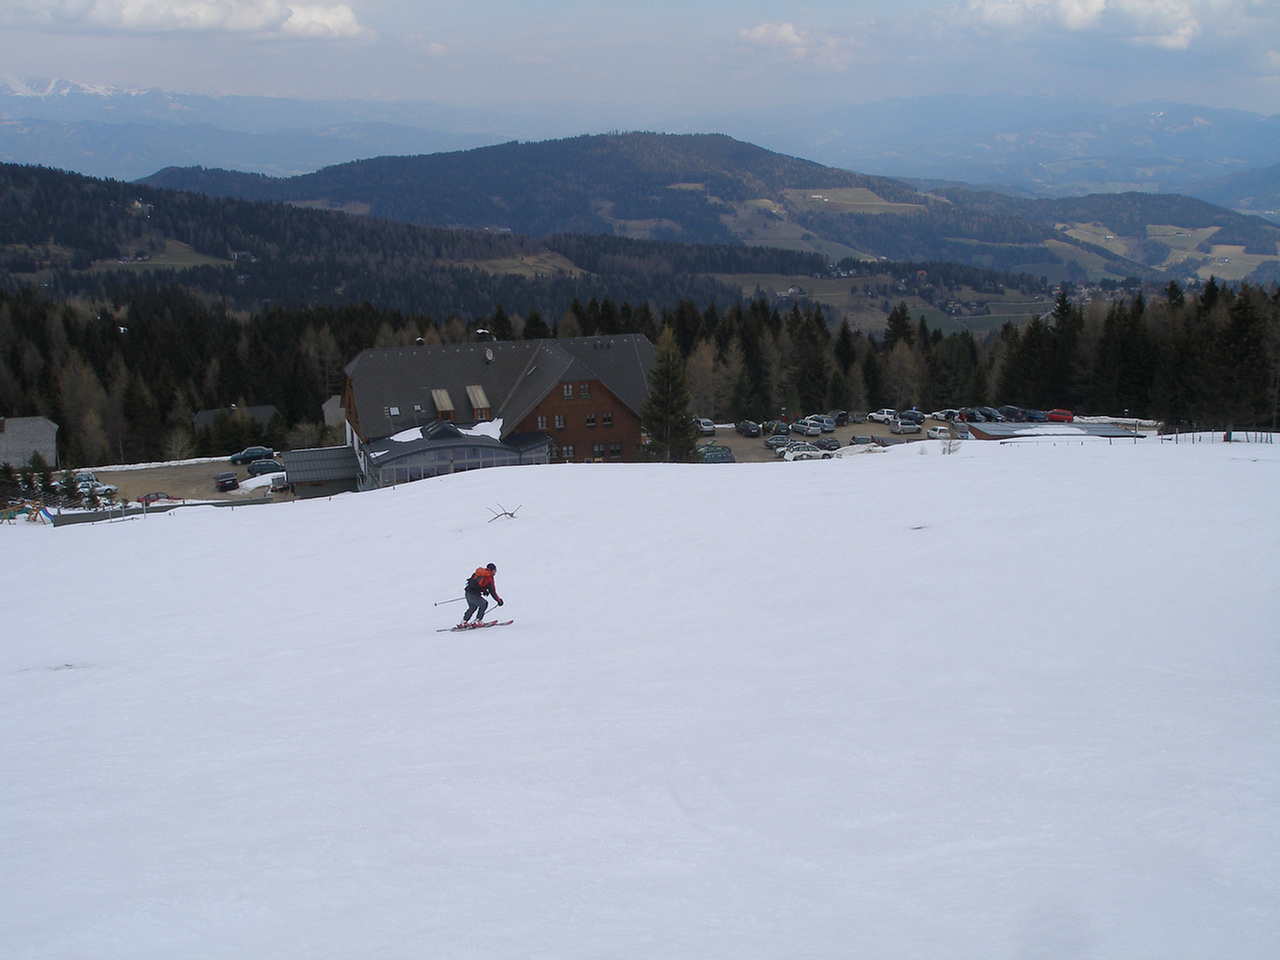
[280,446,360,499]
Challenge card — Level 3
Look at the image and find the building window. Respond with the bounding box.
[562,445,574,460]
[563,384,573,400]
[537,416,547,430]
[554,414,565,429]
[602,411,613,427]
[579,383,591,398]
[586,412,596,428]
[592,443,605,459]
[609,442,622,459]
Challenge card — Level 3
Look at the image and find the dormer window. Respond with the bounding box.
[431,389,455,422]
[466,385,491,421]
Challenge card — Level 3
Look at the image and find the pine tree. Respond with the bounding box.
[521,309,552,339]
[883,302,913,349]
[639,327,697,462]
[833,318,857,375]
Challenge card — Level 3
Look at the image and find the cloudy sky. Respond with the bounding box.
[2,1,1277,116]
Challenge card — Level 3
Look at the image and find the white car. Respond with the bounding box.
[74,472,118,497]
[926,425,954,440]
[783,442,832,461]
[868,408,898,424]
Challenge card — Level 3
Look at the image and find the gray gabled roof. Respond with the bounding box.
[280,445,360,483]
[0,416,59,467]
[344,335,655,442]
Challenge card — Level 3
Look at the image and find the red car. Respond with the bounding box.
[1047,409,1074,422]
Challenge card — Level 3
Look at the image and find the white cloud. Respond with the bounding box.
[740,22,809,55]
[1,0,370,39]
[960,0,1205,46]
[739,21,861,68]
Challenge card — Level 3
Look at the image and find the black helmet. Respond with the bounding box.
[486,563,496,572]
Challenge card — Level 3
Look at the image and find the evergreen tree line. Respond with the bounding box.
[2,277,1277,476]
[646,280,1279,446]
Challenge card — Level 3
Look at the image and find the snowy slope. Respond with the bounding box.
[3,439,1278,959]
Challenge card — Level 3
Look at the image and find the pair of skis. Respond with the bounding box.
[437,619,514,633]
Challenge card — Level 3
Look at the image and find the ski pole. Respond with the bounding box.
[434,597,465,606]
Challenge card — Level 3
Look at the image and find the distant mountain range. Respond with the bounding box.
[139,132,1280,285]
[2,78,1278,221]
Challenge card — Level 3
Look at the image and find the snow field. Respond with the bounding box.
[2,438,1278,958]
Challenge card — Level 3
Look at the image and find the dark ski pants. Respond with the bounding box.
[463,588,488,622]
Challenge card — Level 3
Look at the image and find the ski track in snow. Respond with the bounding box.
[2,438,1278,959]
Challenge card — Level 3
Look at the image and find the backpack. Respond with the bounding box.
[467,567,492,592]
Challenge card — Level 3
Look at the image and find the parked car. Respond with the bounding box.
[807,414,836,432]
[827,410,850,426]
[734,420,761,437]
[783,443,833,461]
[763,419,790,436]
[926,425,954,440]
[699,444,735,463]
[890,418,923,434]
[1022,408,1049,422]
[848,435,874,445]
[790,418,822,436]
[897,409,926,425]
[929,408,959,422]
[247,459,284,476]
[75,478,118,499]
[958,408,984,422]
[997,405,1026,422]
[215,471,240,492]
[953,421,971,439]
[230,445,275,465]
[137,491,174,505]
[692,417,716,436]
[1047,408,1074,422]
[813,436,840,450]
[73,472,118,498]
[976,406,1006,422]
[868,408,898,424]
[764,434,793,450]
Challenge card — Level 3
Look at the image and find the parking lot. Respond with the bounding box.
[699,417,939,462]
[96,459,288,504]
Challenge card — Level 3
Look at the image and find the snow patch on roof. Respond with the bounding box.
[460,419,503,440]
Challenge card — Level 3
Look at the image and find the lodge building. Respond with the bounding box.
[341,335,656,489]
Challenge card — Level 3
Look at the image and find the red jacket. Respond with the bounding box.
[467,567,501,602]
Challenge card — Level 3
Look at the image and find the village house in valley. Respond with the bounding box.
[341,335,656,489]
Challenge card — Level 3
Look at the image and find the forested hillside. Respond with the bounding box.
[142,132,1280,283]
[1,161,826,318]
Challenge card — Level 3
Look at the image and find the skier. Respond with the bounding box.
[459,562,503,628]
